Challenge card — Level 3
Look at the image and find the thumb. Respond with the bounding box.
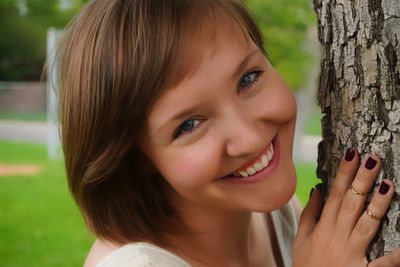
[296,187,323,240]
[368,249,400,267]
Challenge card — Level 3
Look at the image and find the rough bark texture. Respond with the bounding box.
[314,0,400,260]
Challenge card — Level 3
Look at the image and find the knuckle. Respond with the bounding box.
[329,185,346,201]
[355,219,371,236]
[359,169,374,180]
[339,156,356,170]
[341,197,359,215]
[356,171,377,185]
[371,197,386,211]
[337,164,352,178]
[369,196,390,215]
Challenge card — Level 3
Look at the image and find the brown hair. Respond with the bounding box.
[57,0,266,244]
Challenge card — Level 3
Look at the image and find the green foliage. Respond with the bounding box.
[0,0,85,81]
[246,0,316,90]
[304,105,323,135]
[295,161,320,207]
[0,7,43,80]
[0,0,316,88]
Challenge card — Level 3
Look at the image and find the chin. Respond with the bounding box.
[253,163,297,212]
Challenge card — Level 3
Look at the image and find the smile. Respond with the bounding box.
[233,143,274,177]
[219,134,280,184]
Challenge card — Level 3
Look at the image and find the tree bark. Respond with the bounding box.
[313,0,400,260]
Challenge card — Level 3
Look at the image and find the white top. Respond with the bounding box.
[96,201,298,267]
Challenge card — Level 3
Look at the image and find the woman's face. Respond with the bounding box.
[139,28,297,214]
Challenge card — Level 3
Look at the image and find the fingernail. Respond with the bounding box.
[379,181,390,195]
[365,156,377,170]
[309,187,315,199]
[345,148,355,161]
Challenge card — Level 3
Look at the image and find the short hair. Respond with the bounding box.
[58,0,266,245]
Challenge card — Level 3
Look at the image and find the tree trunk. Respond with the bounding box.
[313,0,400,260]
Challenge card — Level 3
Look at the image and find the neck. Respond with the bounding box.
[164,202,273,266]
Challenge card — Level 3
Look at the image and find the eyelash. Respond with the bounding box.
[238,70,263,91]
[174,70,263,138]
[174,119,201,138]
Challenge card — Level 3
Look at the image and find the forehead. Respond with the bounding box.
[164,6,253,89]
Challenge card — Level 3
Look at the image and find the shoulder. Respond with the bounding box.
[84,239,120,267]
[84,239,190,267]
[267,197,302,267]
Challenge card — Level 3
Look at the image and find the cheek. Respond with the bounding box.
[154,143,221,193]
[255,72,297,124]
[266,87,297,123]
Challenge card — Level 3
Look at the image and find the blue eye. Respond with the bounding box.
[175,119,201,138]
[239,71,261,89]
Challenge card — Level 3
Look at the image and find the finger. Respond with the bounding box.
[319,148,359,227]
[349,179,394,253]
[368,249,400,267]
[296,187,323,239]
[335,154,381,238]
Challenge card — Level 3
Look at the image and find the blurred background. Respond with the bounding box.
[0,0,322,266]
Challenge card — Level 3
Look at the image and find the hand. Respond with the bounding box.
[293,149,400,267]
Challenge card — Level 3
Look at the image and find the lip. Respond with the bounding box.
[218,134,280,185]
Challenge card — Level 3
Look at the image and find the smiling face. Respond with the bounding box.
[139,23,297,216]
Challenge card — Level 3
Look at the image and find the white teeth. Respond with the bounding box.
[239,171,249,177]
[246,167,256,175]
[253,162,263,171]
[261,154,269,167]
[267,151,273,161]
[234,143,275,178]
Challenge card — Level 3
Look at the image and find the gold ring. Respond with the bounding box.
[350,186,368,196]
[366,208,380,220]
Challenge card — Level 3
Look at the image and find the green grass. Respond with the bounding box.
[0,141,94,267]
[0,112,47,122]
[0,141,320,266]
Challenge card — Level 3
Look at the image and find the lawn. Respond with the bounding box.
[0,141,320,266]
[0,112,47,122]
[0,141,94,267]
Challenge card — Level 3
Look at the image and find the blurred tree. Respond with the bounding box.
[0,0,315,87]
[0,0,85,81]
[246,0,316,90]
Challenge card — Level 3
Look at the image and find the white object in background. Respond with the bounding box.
[46,28,63,159]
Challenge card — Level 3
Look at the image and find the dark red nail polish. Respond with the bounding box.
[365,157,377,170]
[379,181,390,195]
[345,148,355,161]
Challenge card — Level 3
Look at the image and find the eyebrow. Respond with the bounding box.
[232,48,260,79]
[156,48,262,134]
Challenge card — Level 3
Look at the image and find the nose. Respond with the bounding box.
[223,110,265,158]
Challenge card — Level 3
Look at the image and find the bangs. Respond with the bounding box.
[164,0,267,89]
